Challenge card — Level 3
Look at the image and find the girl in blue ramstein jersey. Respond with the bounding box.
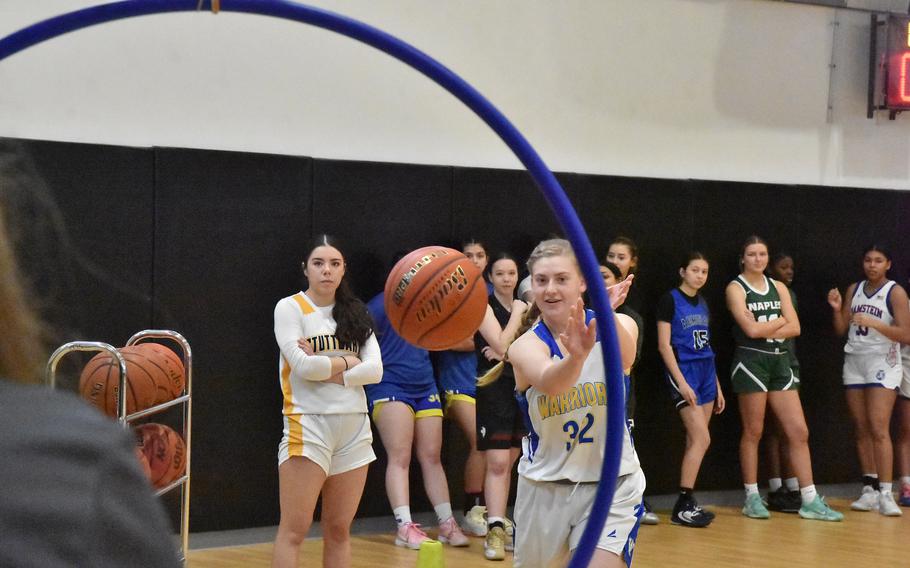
[509,239,643,568]
[656,252,724,528]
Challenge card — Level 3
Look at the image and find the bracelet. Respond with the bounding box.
[341,355,349,371]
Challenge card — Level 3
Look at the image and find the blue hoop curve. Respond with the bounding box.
[0,2,627,565]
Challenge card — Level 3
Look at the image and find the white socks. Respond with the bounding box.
[799,484,817,505]
[434,502,453,524]
[785,477,799,492]
[744,483,759,497]
[396,502,461,526]
[394,506,412,527]
[768,477,782,492]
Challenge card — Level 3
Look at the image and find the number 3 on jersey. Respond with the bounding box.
[563,413,595,451]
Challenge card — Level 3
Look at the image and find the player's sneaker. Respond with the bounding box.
[850,486,880,512]
[742,493,770,519]
[484,526,506,561]
[878,491,903,517]
[767,486,801,513]
[899,482,910,507]
[395,522,430,550]
[503,518,514,552]
[463,505,488,536]
[798,495,843,521]
[437,516,470,546]
[670,497,713,527]
[640,499,659,525]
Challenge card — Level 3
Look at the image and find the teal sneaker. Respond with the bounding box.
[742,493,770,519]
[798,496,844,522]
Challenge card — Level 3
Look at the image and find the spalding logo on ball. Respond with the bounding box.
[384,246,488,350]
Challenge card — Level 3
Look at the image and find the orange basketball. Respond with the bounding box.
[134,446,152,482]
[133,343,186,403]
[135,423,187,489]
[79,346,159,417]
[384,246,488,350]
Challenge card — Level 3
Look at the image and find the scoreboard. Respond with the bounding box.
[885,14,910,109]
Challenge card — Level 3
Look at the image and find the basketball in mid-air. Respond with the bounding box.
[384,246,487,350]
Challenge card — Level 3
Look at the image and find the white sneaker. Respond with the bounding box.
[463,505,487,536]
[878,491,903,517]
[850,487,880,512]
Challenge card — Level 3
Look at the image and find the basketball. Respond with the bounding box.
[384,246,487,350]
[134,423,187,489]
[133,343,186,403]
[78,345,180,418]
[134,446,152,482]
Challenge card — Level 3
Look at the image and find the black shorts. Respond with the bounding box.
[476,369,526,450]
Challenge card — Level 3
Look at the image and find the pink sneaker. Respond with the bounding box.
[395,522,430,550]
[437,516,469,547]
[899,483,910,507]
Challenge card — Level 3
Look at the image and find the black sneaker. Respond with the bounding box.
[670,498,713,528]
[767,487,801,513]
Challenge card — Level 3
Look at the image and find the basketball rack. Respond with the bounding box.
[46,329,192,566]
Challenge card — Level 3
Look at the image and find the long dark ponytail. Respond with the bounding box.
[303,235,372,347]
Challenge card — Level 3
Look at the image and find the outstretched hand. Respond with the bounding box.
[559,298,597,360]
[607,274,634,310]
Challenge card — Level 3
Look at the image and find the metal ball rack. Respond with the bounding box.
[45,329,192,566]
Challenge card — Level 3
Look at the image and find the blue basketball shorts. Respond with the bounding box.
[667,357,717,408]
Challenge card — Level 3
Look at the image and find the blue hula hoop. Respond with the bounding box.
[0,2,628,565]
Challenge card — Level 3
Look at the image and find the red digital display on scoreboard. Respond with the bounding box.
[886,16,910,109]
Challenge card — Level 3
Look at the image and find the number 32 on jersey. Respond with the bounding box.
[563,413,595,451]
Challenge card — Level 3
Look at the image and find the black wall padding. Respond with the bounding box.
[18,139,154,351]
[153,147,313,532]
[10,136,910,534]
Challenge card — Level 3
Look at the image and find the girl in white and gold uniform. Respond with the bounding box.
[271,235,382,568]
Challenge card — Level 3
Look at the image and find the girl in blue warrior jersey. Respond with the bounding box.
[509,239,643,568]
[656,252,724,528]
[365,289,470,549]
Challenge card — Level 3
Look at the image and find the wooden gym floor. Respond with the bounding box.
[187,498,909,567]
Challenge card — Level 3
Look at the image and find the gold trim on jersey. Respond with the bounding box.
[292,293,315,314]
[286,413,304,457]
[280,357,295,415]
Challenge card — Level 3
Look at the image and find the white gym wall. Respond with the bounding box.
[1,1,908,189]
